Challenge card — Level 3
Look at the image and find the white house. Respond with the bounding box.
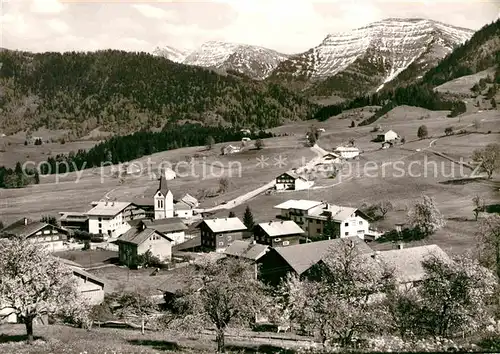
[116,225,173,267]
[321,152,341,164]
[141,218,187,245]
[305,204,371,240]
[377,129,399,142]
[85,201,134,239]
[334,146,360,160]
[274,199,371,240]
[275,172,314,191]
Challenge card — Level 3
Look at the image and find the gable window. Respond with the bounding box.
[359,221,363,225]
[344,223,349,227]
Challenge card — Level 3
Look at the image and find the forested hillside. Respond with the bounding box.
[0,50,317,136]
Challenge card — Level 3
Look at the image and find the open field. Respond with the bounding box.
[435,67,496,95]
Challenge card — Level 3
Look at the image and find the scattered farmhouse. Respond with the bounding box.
[221,144,241,155]
[197,217,247,253]
[381,141,394,149]
[0,218,71,252]
[138,218,187,245]
[254,220,304,247]
[334,146,360,159]
[85,201,142,239]
[58,212,89,233]
[377,129,399,142]
[116,223,173,267]
[274,199,372,240]
[275,171,314,191]
[258,237,372,285]
[321,152,341,164]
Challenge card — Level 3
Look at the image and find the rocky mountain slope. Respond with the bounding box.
[181,41,290,80]
[152,45,189,63]
[268,18,474,98]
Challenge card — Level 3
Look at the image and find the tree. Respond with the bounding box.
[206,136,215,150]
[417,125,428,139]
[228,211,236,218]
[218,177,229,194]
[388,256,495,338]
[472,195,485,221]
[377,200,393,219]
[40,215,58,226]
[472,143,500,179]
[407,195,445,236]
[106,290,158,334]
[243,205,254,230]
[306,126,319,146]
[476,215,500,280]
[254,138,264,150]
[0,237,90,342]
[292,240,394,347]
[350,121,355,128]
[174,258,264,353]
[322,214,337,240]
[401,136,406,144]
[444,127,453,136]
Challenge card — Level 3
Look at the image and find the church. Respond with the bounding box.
[153,175,199,220]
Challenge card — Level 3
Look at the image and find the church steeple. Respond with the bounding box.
[158,175,169,196]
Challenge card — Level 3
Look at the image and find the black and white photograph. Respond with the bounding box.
[0,0,499,353]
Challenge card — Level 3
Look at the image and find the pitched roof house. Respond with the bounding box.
[254,220,304,247]
[197,217,247,252]
[0,218,70,252]
[258,237,372,285]
[275,172,314,191]
[116,224,173,268]
[58,258,106,305]
[140,218,187,245]
[224,240,269,262]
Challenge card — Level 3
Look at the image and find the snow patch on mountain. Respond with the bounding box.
[153,46,190,63]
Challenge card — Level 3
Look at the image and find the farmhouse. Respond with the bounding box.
[376,244,451,289]
[139,218,187,245]
[377,129,399,142]
[224,240,269,262]
[258,237,372,286]
[116,224,173,267]
[221,144,241,155]
[58,212,89,233]
[321,152,341,164]
[254,220,304,247]
[334,146,360,159]
[274,199,326,225]
[305,204,371,240]
[197,217,247,252]
[85,201,141,239]
[0,218,70,252]
[58,258,106,305]
[275,171,314,191]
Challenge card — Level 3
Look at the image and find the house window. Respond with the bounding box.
[98,217,102,222]
[282,241,290,246]
[357,230,364,234]
[345,223,349,227]
[345,232,349,236]
[275,238,282,242]
[227,235,232,241]
[359,221,363,225]
[317,228,321,233]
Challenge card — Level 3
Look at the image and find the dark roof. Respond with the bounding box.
[157,176,169,196]
[273,237,372,275]
[173,235,201,252]
[1,219,69,238]
[116,226,173,246]
[143,218,188,233]
[55,257,106,287]
[224,241,269,261]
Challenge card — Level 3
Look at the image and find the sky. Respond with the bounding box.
[1,0,499,54]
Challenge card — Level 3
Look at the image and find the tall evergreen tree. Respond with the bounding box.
[243,206,255,231]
